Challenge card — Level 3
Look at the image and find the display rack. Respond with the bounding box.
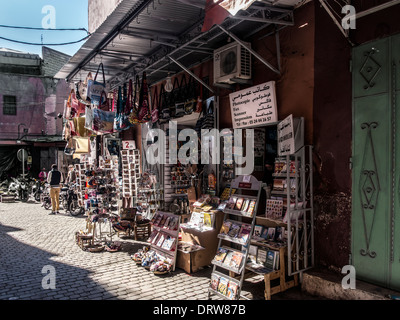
[208,175,264,300]
[120,149,141,200]
[268,145,314,276]
[148,211,180,271]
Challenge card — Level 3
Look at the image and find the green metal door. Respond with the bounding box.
[352,34,400,290]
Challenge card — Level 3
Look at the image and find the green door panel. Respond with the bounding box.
[352,38,389,99]
[390,35,400,290]
[352,33,400,290]
[352,94,390,286]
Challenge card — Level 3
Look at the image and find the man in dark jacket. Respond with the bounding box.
[47,164,64,215]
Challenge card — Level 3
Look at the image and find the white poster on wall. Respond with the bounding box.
[277,114,295,156]
[229,81,278,129]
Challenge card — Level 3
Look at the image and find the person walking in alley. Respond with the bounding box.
[47,164,63,215]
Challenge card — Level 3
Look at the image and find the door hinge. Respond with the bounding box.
[349,60,352,73]
[349,157,353,170]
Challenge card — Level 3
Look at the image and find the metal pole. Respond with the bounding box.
[167,55,215,94]
[22,151,25,179]
[217,24,281,75]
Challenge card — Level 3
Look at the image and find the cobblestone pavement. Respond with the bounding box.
[0,200,312,301]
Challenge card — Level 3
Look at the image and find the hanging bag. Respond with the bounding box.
[184,75,197,115]
[88,63,106,105]
[129,77,140,125]
[77,72,92,105]
[159,85,170,123]
[92,109,116,134]
[113,86,123,131]
[119,83,133,130]
[98,91,110,111]
[169,77,180,118]
[138,71,151,123]
[65,89,77,119]
[175,74,188,118]
[151,85,159,124]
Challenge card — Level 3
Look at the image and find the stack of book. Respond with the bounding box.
[148,231,177,251]
[210,272,240,300]
[252,224,286,246]
[246,244,280,274]
[225,196,257,217]
[212,247,245,273]
[218,220,252,244]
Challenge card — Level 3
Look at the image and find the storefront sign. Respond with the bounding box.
[277,114,295,156]
[122,140,136,150]
[229,81,278,129]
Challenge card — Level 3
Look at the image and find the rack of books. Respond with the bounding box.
[148,211,180,271]
[268,146,314,277]
[208,175,264,300]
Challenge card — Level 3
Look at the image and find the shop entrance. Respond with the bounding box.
[352,33,400,290]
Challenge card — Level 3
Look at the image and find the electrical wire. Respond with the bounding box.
[0,34,91,46]
[0,24,89,34]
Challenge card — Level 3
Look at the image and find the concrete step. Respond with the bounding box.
[301,267,400,300]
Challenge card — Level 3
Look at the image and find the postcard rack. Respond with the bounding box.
[147,211,180,271]
[208,175,265,300]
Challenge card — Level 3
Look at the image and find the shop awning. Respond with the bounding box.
[55,0,305,89]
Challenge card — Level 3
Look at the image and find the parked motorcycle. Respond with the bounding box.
[41,184,51,210]
[7,178,19,198]
[64,184,84,216]
[31,179,45,202]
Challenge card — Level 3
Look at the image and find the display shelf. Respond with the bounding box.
[209,270,241,300]
[211,246,246,274]
[148,211,180,271]
[269,146,314,277]
[208,175,265,301]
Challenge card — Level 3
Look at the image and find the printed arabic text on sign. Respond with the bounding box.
[229,81,278,129]
[277,114,295,156]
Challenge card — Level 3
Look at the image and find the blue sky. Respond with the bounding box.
[0,0,88,57]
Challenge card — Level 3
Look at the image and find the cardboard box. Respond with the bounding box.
[177,210,224,273]
[176,249,206,273]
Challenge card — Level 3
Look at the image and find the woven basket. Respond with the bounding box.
[85,244,104,252]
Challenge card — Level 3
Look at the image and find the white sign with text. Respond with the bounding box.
[229,81,278,129]
[277,114,295,156]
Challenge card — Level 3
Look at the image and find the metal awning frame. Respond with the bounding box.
[64,0,296,91]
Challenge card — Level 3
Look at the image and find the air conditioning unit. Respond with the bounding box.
[213,41,251,84]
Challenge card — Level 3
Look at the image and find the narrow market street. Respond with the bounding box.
[0,199,297,301]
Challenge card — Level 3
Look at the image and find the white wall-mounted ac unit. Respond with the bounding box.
[213,41,251,84]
